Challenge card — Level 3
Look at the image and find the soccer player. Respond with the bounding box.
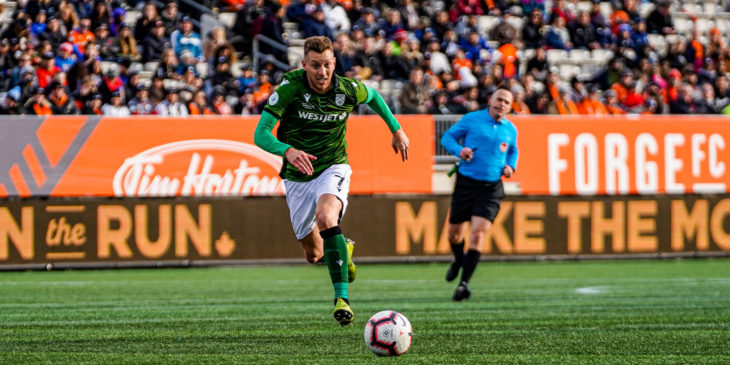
[254,36,410,326]
[440,87,518,301]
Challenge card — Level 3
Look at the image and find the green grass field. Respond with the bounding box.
[1,259,729,364]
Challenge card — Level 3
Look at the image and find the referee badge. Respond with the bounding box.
[500,142,508,152]
[335,94,345,106]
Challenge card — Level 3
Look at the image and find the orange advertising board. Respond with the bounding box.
[509,115,730,195]
[0,115,433,197]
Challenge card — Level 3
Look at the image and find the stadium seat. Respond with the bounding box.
[639,2,655,18]
[559,64,580,80]
[546,49,568,65]
[144,61,159,71]
[591,49,614,64]
[581,61,603,78]
[598,2,612,18]
[703,1,718,14]
[672,17,693,34]
[231,62,243,77]
[0,1,17,23]
[361,79,379,91]
[576,1,592,13]
[477,15,500,34]
[283,22,301,39]
[218,12,237,29]
[568,49,591,63]
[196,62,208,78]
[129,62,144,74]
[664,34,683,46]
[518,48,536,63]
[694,17,712,33]
[124,10,141,27]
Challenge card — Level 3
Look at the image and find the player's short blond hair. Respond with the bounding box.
[304,36,334,55]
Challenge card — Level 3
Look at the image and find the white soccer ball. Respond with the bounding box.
[363,310,413,356]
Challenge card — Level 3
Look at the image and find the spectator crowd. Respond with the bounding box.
[1,0,730,115]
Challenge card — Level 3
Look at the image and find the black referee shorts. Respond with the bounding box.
[448,173,505,224]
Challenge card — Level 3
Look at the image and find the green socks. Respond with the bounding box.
[321,226,349,299]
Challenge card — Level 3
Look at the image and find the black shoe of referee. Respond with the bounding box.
[452,282,471,301]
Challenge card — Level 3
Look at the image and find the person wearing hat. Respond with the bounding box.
[30,9,48,39]
[55,42,77,72]
[142,20,170,62]
[171,16,203,63]
[646,0,675,35]
[93,23,114,60]
[155,87,189,116]
[48,83,80,114]
[24,86,52,115]
[38,16,66,49]
[603,89,625,114]
[0,87,23,115]
[128,84,155,115]
[82,93,104,114]
[35,51,61,89]
[581,84,609,115]
[101,90,131,116]
[301,6,334,40]
[352,7,381,38]
[68,17,95,54]
[109,7,126,36]
[236,63,257,93]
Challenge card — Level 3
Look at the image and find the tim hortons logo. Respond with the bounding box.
[113,139,284,197]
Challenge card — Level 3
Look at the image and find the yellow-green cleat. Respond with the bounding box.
[345,238,356,283]
[333,297,353,326]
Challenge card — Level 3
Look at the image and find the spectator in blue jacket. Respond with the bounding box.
[172,16,203,63]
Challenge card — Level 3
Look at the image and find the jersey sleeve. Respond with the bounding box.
[353,79,368,104]
[440,114,472,157]
[263,82,293,119]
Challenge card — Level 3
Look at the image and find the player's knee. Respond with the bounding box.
[315,210,338,229]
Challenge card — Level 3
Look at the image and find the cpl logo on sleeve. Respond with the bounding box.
[499,142,508,152]
[268,92,279,106]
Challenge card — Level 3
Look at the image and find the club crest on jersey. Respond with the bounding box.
[335,94,345,106]
[268,92,279,106]
[500,142,508,152]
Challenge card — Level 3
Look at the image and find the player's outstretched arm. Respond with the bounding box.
[365,86,409,161]
[253,110,292,156]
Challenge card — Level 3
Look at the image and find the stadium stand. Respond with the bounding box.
[0,0,730,115]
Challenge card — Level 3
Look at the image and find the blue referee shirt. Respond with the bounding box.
[441,108,519,182]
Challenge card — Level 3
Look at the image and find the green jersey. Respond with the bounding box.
[263,69,369,181]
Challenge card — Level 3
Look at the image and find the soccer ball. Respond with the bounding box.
[363,310,412,356]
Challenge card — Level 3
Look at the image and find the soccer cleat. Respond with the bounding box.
[452,282,471,301]
[445,261,461,282]
[345,238,356,283]
[333,297,354,326]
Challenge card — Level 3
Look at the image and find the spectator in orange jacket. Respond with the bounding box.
[68,17,95,55]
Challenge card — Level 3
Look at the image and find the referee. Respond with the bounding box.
[440,87,519,301]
